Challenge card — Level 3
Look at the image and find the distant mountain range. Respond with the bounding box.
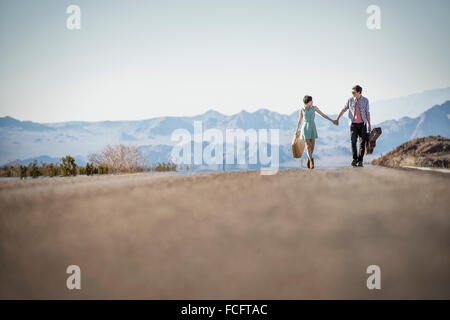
[1,98,449,169]
[375,102,450,153]
[371,86,450,122]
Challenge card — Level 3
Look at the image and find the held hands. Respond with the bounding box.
[332,119,339,126]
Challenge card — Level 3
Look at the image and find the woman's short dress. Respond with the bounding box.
[301,106,318,139]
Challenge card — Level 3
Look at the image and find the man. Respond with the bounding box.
[336,85,371,167]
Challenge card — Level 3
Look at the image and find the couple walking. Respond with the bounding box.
[294,85,371,169]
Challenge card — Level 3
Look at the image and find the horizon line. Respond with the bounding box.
[1,86,450,124]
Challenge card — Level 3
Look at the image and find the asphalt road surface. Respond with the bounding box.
[1,167,449,299]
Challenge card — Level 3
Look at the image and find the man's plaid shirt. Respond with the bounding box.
[343,95,370,125]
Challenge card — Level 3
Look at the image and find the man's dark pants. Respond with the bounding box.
[350,122,368,162]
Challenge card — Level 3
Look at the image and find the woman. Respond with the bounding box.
[295,95,337,169]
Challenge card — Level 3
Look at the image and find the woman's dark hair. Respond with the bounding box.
[303,95,313,105]
[353,85,362,93]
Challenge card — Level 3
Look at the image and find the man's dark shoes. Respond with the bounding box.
[351,160,358,167]
[357,161,364,167]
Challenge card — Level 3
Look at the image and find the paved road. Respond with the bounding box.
[1,167,449,299]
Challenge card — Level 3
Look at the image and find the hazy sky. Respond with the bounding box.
[1,0,449,122]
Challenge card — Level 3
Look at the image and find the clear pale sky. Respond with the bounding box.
[1,0,449,122]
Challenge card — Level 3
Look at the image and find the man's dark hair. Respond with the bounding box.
[353,85,362,94]
[303,95,313,104]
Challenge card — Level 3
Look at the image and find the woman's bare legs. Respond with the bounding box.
[310,139,315,168]
[305,139,316,169]
[305,139,313,160]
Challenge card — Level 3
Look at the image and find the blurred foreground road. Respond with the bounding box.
[1,167,449,299]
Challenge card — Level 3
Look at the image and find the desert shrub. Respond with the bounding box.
[0,165,21,177]
[60,155,77,176]
[78,166,86,175]
[43,162,59,177]
[49,163,59,177]
[85,162,94,176]
[19,165,28,179]
[39,162,60,177]
[98,165,109,175]
[151,161,177,172]
[88,144,147,173]
[29,161,41,179]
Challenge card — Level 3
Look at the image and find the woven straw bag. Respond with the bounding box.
[292,132,305,158]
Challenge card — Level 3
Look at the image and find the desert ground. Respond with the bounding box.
[0,167,449,299]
